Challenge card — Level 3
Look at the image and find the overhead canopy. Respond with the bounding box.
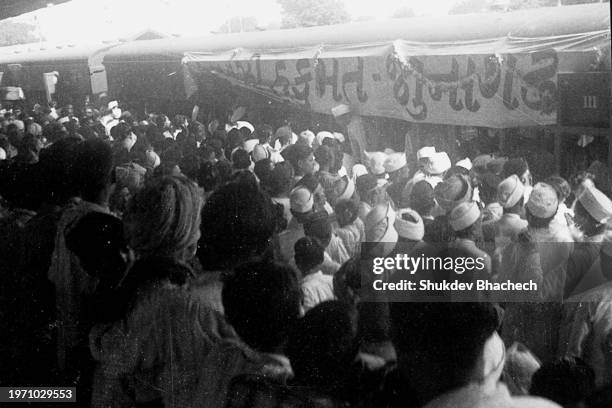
[0,0,70,20]
[182,3,611,128]
[105,3,609,63]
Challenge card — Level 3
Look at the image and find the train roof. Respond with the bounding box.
[0,41,121,65]
[103,3,610,64]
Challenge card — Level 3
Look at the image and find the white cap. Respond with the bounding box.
[299,130,315,146]
[395,208,424,241]
[366,204,398,244]
[365,151,388,176]
[417,146,436,160]
[252,144,269,162]
[526,183,558,219]
[236,121,254,133]
[578,186,612,224]
[456,158,472,171]
[316,131,334,146]
[11,119,24,130]
[58,116,70,125]
[497,175,525,209]
[449,201,481,232]
[331,104,350,118]
[290,187,314,213]
[108,100,119,110]
[425,152,451,175]
[145,150,161,169]
[243,138,259,153]
[333,132,345,143]
[352,164,369,179]
[336,176,356,201]
[384,152,407,173]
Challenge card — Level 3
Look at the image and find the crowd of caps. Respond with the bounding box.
[2,99,612,408]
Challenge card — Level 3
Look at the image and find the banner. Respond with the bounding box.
[183,30,610,128]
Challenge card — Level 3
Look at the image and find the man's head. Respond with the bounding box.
[526,182,558,229]
[112,122,137,151]
[267,162,294,197]
[573,186,612,237]
[530,357,595,408]
[434,174,472,214]
[390,302,502,405]
[424,152,451,177]
[294,236,325,274]
[408,180,436,217]
[304,212,333,249]
[257,124,273,144]
[72,139,114,204]
[293,144,316,176]
[498,174,525,214]
[199,182,276,270]
[288,301,358,390]
[66,212,128,282]
[124,175,203,261]
[223,259,301,353]
[231,148,252,171]
[314,145,335,171]
[503,157,531,187]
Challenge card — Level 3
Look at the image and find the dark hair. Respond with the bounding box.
[356,174,378,200]
[231,148,251,170]
[267,161,294,197]
[503,157,529,179]
[223,259,301,352]
[445,166,470,179]
[294,236,324,273]
[198,144,218,162]
[73,139,114,203]
[530,357,595,407]
[110,122,131,141]
[335,199,358,228]
[333,258,361,305]
[410,180,436,216]
[314,145,335,168]
[390,302,500,403]
[295,173,320,194]
[569,171,595,190]
[229,169,258,188]
[179,153,200,182]
[257,124,273,144]
[198,182,275,270]
[253,159,273,185]
[286,144,313,173]
[304,212,332,247]
[226,128,243,160]
[215,160,232,184]
[37,136,82,204]
[545,176,571,205]
[6,123,22,147]
[479,173,502,205]
[239,126,253,140]
[287,301,358,392]
[43,122,68,144]
[197,161,219,192]
[66,212,127,280]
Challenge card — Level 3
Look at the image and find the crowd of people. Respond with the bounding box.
[1,99,612,408]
